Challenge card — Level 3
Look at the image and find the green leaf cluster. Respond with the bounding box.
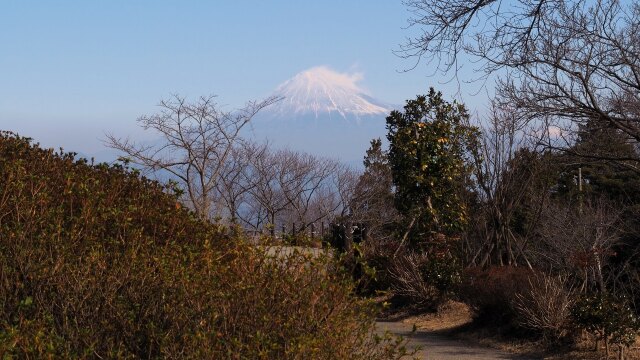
[573,292,640,348]
[386,88,479,241]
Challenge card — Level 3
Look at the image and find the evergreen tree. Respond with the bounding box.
[386,88,479,246]
[351,139,398,241]
[556,118,640,205]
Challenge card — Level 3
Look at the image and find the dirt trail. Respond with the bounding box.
[376,320,540,360]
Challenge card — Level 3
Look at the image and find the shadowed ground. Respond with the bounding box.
[376,320,540,360]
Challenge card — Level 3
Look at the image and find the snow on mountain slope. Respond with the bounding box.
[261,66,392,122]
[248,66,394,165]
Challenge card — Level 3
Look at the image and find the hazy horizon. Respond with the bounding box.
[1,2,490,162]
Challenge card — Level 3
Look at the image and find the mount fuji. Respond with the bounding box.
[247,66,395,165]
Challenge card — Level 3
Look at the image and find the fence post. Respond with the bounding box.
[345,220,353,252]
[362,225,369,243]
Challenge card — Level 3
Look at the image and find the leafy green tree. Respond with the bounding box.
[573,293,639,359]
[386,88,479,246]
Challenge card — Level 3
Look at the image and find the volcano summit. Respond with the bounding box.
[263,66,391,122]
[249,67,394,164]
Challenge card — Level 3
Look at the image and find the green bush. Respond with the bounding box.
[572,292,639,353]
[419,251,462,294]
[0,132,406,359]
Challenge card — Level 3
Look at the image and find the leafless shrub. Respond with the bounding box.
[514,274,575,341]
[388,252,442,310]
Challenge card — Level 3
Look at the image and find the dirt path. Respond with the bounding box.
[376,321,540,360]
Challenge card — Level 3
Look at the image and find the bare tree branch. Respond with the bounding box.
[105,94,281,220]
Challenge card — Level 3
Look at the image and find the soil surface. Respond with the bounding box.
[376,300,640,359]
[375,300,542,359]
[376,320,539,360]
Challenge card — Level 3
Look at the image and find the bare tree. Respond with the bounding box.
[243,147,289,230]
[277,151,341,229]
[215,141,268,224]
[333,164,360,220]
[467,103,549,267]
[106,94,281,220]
[246,148,348,233]
[534,199,623,293]
[232,147,360,235]
[401,0,640,166]
[399,0,561,74]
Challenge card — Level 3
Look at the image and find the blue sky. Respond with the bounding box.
[0,1,487,157]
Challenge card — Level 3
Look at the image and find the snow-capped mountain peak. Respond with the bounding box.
[265,66,391,121]
[247,66,393,164]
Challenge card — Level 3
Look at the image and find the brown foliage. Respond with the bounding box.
[459,266,536,329]
[0,132,406,359]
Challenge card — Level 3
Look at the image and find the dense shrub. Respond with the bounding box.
[0,132,406,359]
[458,266,535,329]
